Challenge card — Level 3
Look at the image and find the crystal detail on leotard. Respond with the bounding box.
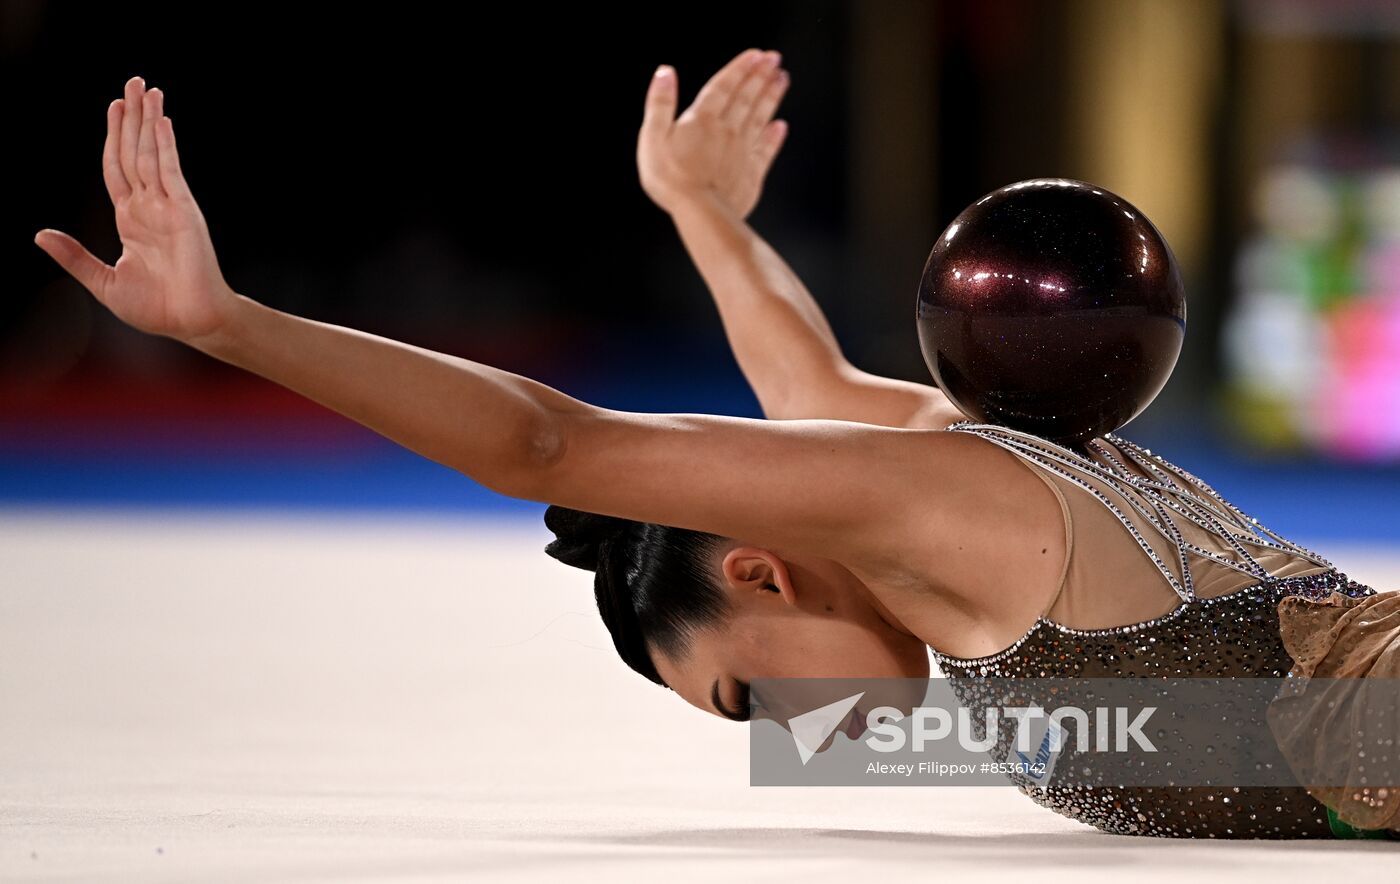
[930,419,1378,838]
[941,420,1335,608]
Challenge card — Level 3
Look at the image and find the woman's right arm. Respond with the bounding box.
[638,50,963,430]
[667,189,965,429]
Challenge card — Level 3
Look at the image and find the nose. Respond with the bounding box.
[844,706,867,739]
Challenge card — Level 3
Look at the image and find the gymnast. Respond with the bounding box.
[33,49,1400,839]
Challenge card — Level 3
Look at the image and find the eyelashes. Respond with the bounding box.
[734,680,752,722]
[717,678,755,722]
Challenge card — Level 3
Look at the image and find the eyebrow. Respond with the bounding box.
[711,678,749,722]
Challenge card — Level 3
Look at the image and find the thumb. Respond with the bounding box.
[34,229,113,299]
[640,64,677,142]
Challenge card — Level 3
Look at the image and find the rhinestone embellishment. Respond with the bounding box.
[930,419,1378,838]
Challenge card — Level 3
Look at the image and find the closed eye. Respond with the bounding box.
[735,680,752,721]
[712,678,752,722]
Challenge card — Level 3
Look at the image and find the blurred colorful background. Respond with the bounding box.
[8,0,1400,543]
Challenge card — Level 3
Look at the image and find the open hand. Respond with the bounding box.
[34,76,237,344]
[636,48,791,219]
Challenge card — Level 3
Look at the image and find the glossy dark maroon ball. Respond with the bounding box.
[916,178,1186,447]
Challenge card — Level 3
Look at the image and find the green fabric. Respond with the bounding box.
[1326,804,1400,839]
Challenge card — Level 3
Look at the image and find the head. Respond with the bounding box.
[542,505,930,727]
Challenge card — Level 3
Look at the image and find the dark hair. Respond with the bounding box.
[542,504,731,686]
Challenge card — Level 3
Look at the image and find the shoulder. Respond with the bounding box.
[891,424,1068,556]
[865,425,1071,624]
[533,407,1053,587]
[903,395,978,431]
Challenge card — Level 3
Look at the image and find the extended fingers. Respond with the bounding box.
[754,118,789,169]
[137,88,163,194]
[119,76,144,188]
[156,112,192,201]
[109,75,190,202]
[744,65,790,137]
[691,48,764,120]
[725,51,781,128]
[102,99,131,203]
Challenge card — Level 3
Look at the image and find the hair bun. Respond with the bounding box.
[543,504,633,572]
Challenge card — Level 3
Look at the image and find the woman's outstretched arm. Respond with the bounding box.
[183,294,989,579]
[637,49,964,430]
[34,75,1026,582]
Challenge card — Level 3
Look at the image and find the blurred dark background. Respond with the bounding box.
[6,0,1400,541]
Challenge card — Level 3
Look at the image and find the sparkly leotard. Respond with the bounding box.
[929,419,1379,838]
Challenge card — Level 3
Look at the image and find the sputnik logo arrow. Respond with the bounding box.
[787,692,865,765]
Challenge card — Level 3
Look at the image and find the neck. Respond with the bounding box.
[831,560,923,639]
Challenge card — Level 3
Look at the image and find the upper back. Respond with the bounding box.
[943,419,1335,634]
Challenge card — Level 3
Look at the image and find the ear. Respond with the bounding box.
[720,546,797,605]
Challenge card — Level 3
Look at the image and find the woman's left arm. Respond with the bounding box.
[189,289,992,580]
[190,294,987,576]
[34,76,1005,580]
[32,75,565,496]
[184,293,574,495]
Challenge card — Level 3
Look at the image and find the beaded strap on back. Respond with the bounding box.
[944,419,1334,604]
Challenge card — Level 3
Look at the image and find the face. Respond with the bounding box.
[649,543,931,740]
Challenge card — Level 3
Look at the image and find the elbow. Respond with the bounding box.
[526,411,569,472]
[491,408,569,501]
